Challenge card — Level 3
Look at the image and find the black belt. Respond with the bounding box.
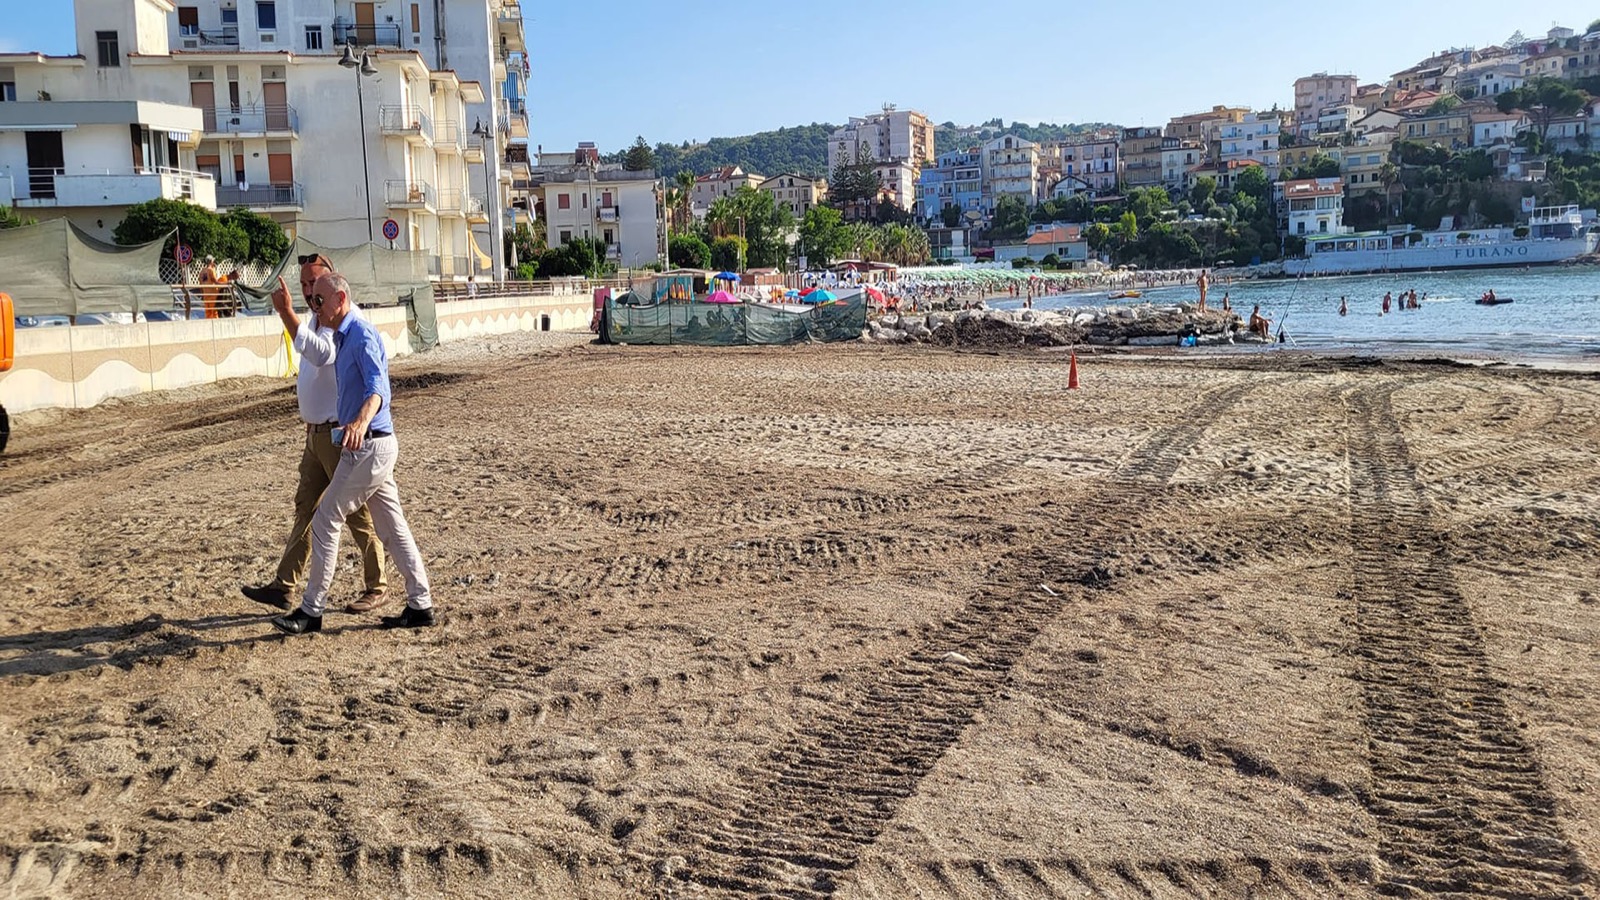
[366,430,392,439]
[309,421,339,431]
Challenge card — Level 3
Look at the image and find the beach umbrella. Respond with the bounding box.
[715,271,740,282]
[864,286,885,304]
[784,289,801,298]
[803,289,836,304]
[705,289,740,304]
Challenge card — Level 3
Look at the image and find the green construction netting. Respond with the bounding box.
[0,219,174,317]
[232,238,438,351]
[604,294,866,346]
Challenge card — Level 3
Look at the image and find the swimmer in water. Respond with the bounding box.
[1339,295,1348,317]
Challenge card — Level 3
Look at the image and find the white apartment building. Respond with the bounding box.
[827,105,933,212]
[1283,177,1346,236]
[692,165,761,216]
[1293,73,1357,138]
[1219,114,1282,179]
[0,0,526,280]
[1160,139,1203,192]
[532,165,659,269]
[982,135,1039,210]
[1049,133,1119,196]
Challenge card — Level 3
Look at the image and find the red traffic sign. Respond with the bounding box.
[175,243,194,264]
[381,218,400,241]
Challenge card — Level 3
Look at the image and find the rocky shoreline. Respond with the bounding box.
[865,304,1257,349]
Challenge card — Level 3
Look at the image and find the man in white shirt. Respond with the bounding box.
[241,254,388,611]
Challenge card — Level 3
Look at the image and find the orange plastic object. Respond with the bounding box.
[0,292,13,372]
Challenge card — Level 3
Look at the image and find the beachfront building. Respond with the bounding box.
[0,60,213,234]
[914,149,983,224]
[757,173,824,217]
[0,0,523,279]
[1218,114,1282,179]
[827,105,934,212]
[982,135,1039,211]
[1293,73,1357,138]
[529,155,660,268]
[691,165,761,218]
[1121,127,1164,189]
[1340,135,1396,196]
[1283,177,1347,236]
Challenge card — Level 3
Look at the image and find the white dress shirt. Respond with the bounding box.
[293,319,341,424]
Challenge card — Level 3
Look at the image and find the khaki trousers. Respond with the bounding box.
[272,426,387,594]
[301,435,431,617]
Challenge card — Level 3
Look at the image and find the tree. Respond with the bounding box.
[705,185,793,269]
[828,145,882,220]
[940,203,961,228]
[623,136,656,172]
[1498,77,1589,147]
[1085,222,1111,252]
[989,195,1029,241]
[1287,154,1342,180]
[540,237,605,278]
[1190,176,1217,210]
[1126,186,1170,224]
[798,205,849,269]
[504,222,538,266]
[1040,253,1060,268]
[709,236,746,272]
[1426,94,1462,116]
[219,207,289,264]
[668,233,711,269]
[1233,166,1271,202]
[114,198,248,260]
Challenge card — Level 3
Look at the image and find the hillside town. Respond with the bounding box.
[1,10,1598,278]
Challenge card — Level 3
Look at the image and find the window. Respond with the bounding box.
[557,193,570,210]
[601,191,612,207]
[221,7,237,25]
[304,25,322,50]
[411,3,421,34]
[559,229,571,244]
[581,192,588,208]
[603,228,613,244]
[178,7,200,35]
[256,2,275,29]
[0,82,13,102]
[96,30,120,67]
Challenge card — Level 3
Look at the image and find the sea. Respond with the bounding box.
[988,267,1600,359]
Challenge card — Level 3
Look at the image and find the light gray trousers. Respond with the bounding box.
[300,435,433,617]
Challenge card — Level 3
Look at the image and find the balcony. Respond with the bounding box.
[434,120,463,154]
[496,8,526,54]
[384,179,435,210]
[202,105,299,137]
[466,193,489,223]
[597,205,618,223]
[215,181,304,210]
[378,105,433,144]
[497,98,527,140]
[439,254,473,278]
[333,22,403,49]
[436,188,466,217]
[14,166,215,209]
[464,137,486,164]
[195,27,239,47]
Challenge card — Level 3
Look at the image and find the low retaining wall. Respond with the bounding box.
[0,293,591,413]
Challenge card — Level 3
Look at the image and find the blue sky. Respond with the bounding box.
[6,2,1598,154]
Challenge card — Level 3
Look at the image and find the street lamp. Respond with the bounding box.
[471,119,500,275]
[339,44,378,242]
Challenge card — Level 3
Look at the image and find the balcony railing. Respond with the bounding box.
[434,120,463,152]
[378,105,434,142]
[215,181,304,208]
[435,188,466,216]
[333,22,403,49]
[17,166,215,208]
[466,193,488,220]
[202,105,299,135]
[197,27,239,46]
[440,255,472,277]
[384,179,434,207]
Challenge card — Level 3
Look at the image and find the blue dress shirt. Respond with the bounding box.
[332,312,394,436]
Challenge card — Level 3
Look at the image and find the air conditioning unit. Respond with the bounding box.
[182,39,198,48]
[261,33,275,43]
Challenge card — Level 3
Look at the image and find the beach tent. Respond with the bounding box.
[705,289,740,304]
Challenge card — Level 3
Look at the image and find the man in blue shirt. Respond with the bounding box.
[271,273,436,634]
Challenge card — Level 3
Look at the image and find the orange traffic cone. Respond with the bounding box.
[1068,352,1079,390]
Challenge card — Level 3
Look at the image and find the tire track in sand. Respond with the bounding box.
[652,383,1254,899]
[1347,385,1592,899]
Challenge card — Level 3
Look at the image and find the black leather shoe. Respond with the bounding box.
[243,584,291,609]
[271,609,322,635]
[380,607,436,629]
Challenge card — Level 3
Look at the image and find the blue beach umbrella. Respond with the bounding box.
[715,271,741,282]
[803,289,836,304]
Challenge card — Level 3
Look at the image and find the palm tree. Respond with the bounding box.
[1378,161,1400,223]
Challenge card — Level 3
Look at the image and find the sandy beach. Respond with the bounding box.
[3,332,1599,899]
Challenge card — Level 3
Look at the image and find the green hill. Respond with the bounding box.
[606,119,1121,181]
